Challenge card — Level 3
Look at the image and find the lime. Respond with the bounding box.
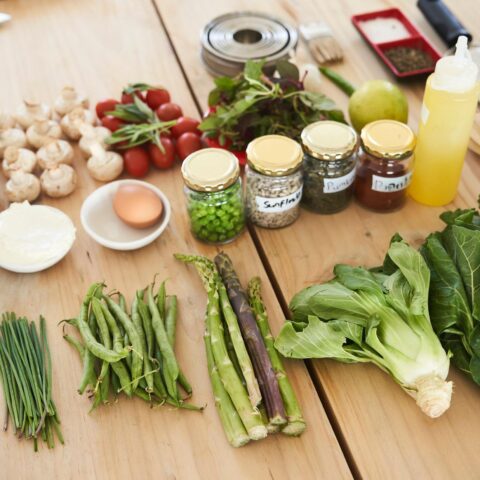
[348,80,408,132]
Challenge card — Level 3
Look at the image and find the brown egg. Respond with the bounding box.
[113,184,163,229]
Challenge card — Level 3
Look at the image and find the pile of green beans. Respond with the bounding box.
[0,313,63,451]
[63,281,200,412]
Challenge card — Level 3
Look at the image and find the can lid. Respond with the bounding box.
[360,120,416,159]
[301,121,358,160]
[246,135,302,176]
[181,148,240,192]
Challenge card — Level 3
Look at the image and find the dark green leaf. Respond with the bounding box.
[208,88,221,107]
[420,233,473,335]
[469,355,480,385]
[470,323,480,357]
[444,335,471,372]
[442,225,480,321]
[276,60,299,81]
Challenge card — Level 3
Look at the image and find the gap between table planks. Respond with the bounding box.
[0,0,352,479]
[155,0,480,479]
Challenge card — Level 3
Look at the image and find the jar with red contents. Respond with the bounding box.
[355,120,416,211]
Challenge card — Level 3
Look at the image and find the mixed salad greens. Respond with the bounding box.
[199,60,345,151]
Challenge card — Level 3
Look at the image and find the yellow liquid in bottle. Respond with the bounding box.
[409,75,479,206]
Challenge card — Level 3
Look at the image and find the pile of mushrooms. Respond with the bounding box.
[1,86,121,203]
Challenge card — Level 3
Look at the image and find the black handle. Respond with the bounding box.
[417,0,472,48]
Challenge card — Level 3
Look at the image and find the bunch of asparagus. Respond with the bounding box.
[63,280,200,411]
[175,252,305,447]
[0,313,63,451]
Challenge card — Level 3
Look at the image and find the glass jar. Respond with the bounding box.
[181,148,245,244]
[355,120,416,212]
[301,121,358,214]
[245,135,303,229]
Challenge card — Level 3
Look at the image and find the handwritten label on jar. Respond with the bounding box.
[372,172,412,192]
[323,169,356,194]
[255,187,303,213]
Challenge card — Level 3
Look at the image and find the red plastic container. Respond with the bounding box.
[352,8,441,78]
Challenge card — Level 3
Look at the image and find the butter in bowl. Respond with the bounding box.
[80,179,171,251]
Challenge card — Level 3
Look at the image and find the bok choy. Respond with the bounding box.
[275,241,452,418]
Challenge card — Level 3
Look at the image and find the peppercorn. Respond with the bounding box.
[384,46,434,73]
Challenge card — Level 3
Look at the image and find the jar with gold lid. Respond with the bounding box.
[181,148,245,244]
[245,135,303,228]
[301,121,358,214]
[355,120,416,212]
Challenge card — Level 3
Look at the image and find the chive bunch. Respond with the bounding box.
[63,281,201,411]
[0,313,63,451]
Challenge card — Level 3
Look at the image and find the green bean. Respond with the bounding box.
[156,281,166,322]
[319,66,356,97]
[165,295,177,347]
[152,345,167,399]
[147,285,178,400]
[138,297,154,358]
[77,312,97,394]
[100,366,110,404]
[111,370,120,396]
[118,293,128,315]
[78,284,129,363]
[63,334,85,357]
[104,296,143,391]
[164,296,192,396]
[99,301,123,353]
[133,291,154,393]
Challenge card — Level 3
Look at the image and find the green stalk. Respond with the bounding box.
[218,284,261,407]
[247,277,306,436]
[204,328,250,447]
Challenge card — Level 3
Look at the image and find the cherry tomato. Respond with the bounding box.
[171,117,200,139]
[96,99,119,119]
[156,102,183,121]
[176,132,202,160]
[145,88,170,109]
[148,138,175,169]
[101,116,124,132]
[121,90,146,104]
[123,147,150,177]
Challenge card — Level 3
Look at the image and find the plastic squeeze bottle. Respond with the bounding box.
[409,36,479,206]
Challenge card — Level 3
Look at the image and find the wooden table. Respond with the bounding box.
[0,0,478,479]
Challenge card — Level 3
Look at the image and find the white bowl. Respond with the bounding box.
[0,203,76,274]
[80,179,171,251]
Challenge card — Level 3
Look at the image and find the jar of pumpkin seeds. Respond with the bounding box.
[181,148,245,244]
[301,121,358,214]
[245,135,303,228]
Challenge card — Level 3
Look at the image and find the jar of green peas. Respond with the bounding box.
[181,148,245,244]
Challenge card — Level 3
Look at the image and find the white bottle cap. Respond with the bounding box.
[431,36,478,92]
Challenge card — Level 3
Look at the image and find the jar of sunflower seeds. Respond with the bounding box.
[245,135,303,228]
[182,148,245,244]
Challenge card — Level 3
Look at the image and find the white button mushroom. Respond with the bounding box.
[54,86,89,116]
[60,107,95,141]
[40,164,77,198]
[2,146,37,178]
[87,143,123,182]
[0,111,17,130]
[37,139,74,169]
[26,119,62,149]
[14,99,52,129]
[0,128,27,159]
[79,124,111,156]
[6,170,41,203]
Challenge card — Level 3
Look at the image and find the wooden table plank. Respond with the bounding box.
[0,1,351,479]
[155,0,480,478]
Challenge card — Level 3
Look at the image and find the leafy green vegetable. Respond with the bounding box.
[275,241,452,418]
[420,198,480,385]
[200,59,345,151]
